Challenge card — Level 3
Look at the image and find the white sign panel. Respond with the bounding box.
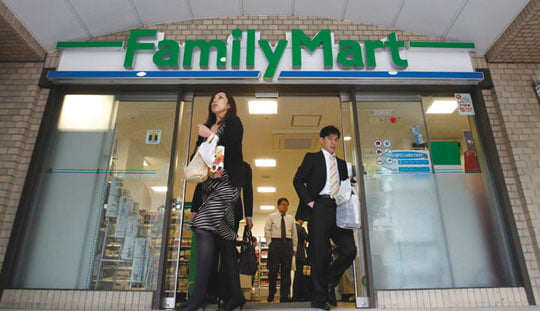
[455,93,475,115]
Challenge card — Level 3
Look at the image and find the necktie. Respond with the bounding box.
[281,214,286,238]
[329,154,339,199]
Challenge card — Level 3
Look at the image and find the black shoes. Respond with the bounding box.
[267,294,274,302]
[327,283,337,307]
[279,297,292,303]
[311,301,330,310]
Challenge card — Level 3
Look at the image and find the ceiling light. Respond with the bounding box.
[257,187,276,193]
[260,205,275,210]
[255,159,276,167]
[58,95,115,131]
[248,100,278,114]
[426,100,457,114]
[344,136,352,141]
[151,186,168,192]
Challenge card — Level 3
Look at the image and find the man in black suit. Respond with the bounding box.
[293,125,357,310]
[234,161,253,232]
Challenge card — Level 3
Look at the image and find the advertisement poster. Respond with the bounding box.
[131,238,147,283]
[121,235,136,260]
[114,195,132,238]
[106,177,123,217]
[380,150,431,173]
[125,216,139,238]
[455,93,475,115]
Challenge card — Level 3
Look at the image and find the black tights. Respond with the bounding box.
[216,235,242,303]
[187,228,242,308]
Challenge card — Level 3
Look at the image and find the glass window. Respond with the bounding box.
[357,95,519,289]
[12,95,177,290]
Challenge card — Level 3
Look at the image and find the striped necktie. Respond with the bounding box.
[329,154,339,199]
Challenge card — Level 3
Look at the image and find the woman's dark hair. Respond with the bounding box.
[205,90,237,126]
[277,197,289,206]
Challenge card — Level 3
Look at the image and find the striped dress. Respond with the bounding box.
[191,125,240,240]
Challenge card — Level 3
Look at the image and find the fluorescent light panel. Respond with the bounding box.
[260,205,275,210]
[255,159,276,167]
[248,100,278,114]
[151,186,168,192]
[344,136,352,141]
[426,100,457,114]
[257,186,276,193]
[58,95,115,131]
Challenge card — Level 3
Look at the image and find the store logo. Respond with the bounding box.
[56,29,475,80]
[146,130,161,144]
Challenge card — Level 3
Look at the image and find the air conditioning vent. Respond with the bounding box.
[273,134,316,150]
[283,138,313,149]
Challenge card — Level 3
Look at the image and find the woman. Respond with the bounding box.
[180,91,246,311]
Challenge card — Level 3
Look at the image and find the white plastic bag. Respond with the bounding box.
[198,134,219,167]
[335,179,352,206]
[336,186,361,229]
[183,135,219,183]
[183,151,208,183]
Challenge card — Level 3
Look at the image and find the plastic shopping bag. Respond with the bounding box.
[336,186,361,229]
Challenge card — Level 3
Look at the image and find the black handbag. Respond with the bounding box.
[238,225,258,275]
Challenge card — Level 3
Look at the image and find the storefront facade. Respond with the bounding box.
[0,13,539,310]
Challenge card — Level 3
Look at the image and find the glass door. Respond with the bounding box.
[340,95,370,308]
[11,94,178,291]
[355,93,519,290]
[161,96,194,309]
[162,91,375,309]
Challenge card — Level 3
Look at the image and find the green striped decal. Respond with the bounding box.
[56,41,124,48]
[409,42,475,49]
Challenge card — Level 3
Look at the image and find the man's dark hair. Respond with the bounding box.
[277,197,289,206]
[319,125,341,138]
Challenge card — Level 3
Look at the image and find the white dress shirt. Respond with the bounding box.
[264,212,298,252]
[319,148,339,196]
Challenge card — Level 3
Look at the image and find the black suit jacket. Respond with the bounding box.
[295,223,309,262]
[293,151,348,221]
[234,162,253,229]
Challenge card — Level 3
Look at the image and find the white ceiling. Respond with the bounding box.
[2,0,531,54]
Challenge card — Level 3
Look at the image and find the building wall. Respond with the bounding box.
[0,16,538,309]
[484,62,540,300]
[0,62,45,265]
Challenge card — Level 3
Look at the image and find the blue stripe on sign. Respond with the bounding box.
[398,160,430,165]
[398,166,431,172]
[279,71,484,80]
[47,71,261,79]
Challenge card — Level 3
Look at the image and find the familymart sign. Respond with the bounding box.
[50,29,483,83]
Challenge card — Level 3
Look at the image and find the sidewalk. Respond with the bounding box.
[2,303,540,311]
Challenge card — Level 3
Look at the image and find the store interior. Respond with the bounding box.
[96,93,479,304]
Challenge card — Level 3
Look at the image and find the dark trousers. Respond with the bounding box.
[308,197,357,305]
[292,260,310,300]
[267,239,293,299]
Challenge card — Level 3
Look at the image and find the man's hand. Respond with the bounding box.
[307,201,315,208]
[246,218,253,230]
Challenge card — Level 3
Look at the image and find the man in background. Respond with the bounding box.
[264,198,298,303]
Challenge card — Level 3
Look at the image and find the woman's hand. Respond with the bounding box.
[245,218,253,230]
[196,124,212,138]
